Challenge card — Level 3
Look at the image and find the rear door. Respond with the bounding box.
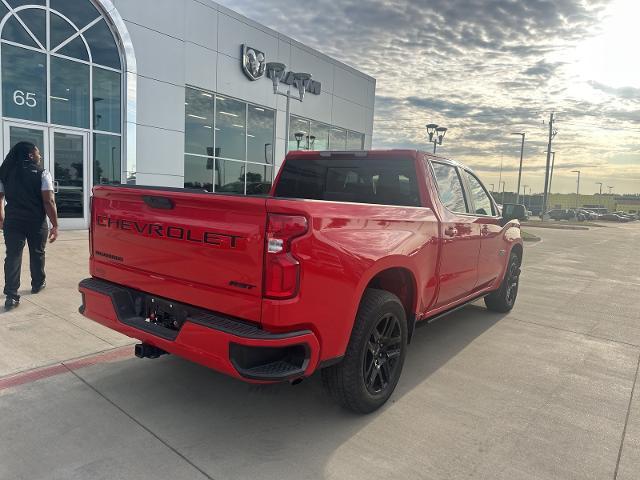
[429,161,481,308]
[91,186,267,322]
[461,169,503,289]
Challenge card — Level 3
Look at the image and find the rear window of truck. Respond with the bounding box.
[274,157,420,207]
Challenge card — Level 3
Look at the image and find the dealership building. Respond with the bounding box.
[0,0,376,229]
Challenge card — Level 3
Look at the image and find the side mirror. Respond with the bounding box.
[502,203,527,223]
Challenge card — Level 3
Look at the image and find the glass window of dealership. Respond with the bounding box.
[0,0,122,229]
[184,86,366,194]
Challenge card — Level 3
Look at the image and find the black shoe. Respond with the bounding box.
[31,282,46,294]
[4,297,19,310]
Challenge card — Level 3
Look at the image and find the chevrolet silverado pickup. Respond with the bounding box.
[79,150,525,413]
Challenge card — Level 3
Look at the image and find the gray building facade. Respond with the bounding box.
[0,0,376,229]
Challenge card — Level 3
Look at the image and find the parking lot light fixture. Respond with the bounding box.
[266,62,312,155]
[426,123,448,154]
[596,182,603,195]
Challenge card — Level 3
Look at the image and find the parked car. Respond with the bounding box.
[79,150,526,413]
[601,213,631,222]
[545,209,577,221]
[613,211,637,221]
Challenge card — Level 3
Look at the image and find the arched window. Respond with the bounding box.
[0,0,123,184]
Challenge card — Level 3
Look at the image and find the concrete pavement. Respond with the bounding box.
[1,223,639,479]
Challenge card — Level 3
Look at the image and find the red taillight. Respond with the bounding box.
[88,195,94,257]
[263,214,308,299]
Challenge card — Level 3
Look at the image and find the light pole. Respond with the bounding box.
[426,123,448,154]
[266,62,312,155]
[523,185,531,209]
[571,170,581,208]
[595,182,603,195]
[500,180,506,205]
[512,132,525,203]
[521,184,529,206]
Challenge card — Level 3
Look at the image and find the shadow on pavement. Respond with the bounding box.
[75,303,504,479]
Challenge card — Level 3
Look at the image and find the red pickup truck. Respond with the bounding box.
[79,150,525,413]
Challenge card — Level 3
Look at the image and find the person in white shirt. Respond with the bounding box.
[0,141,59,310]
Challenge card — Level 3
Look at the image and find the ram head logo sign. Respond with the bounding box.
[241,45,266,81]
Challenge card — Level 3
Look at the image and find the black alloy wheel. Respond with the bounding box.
[363,312,402,395]
[485,251,521,313]
[322,288,408,413]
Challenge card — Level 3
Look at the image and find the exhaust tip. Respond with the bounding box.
[135,343,167,359]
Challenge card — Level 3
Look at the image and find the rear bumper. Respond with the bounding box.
[78,278,320,382]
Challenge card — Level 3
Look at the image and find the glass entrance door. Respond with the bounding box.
[50,130,88,230]
[2,122,89,230]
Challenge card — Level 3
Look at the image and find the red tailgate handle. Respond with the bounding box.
[142,195,175,210]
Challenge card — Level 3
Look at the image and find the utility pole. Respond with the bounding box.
[548,151,556,194]
[541,112,557,220]
[512,133,526,203]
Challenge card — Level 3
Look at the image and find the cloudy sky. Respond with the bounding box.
[222,0,640,194]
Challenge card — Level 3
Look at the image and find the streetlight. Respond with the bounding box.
[266,62,313,155]
[499,180,506,205]
[596,182,603,195]
[511,132,525,203]
[307,135,316,150]
[426,123,448,154]
[294,131,305,150]
[522,185,531,209]
[571,170,581,208]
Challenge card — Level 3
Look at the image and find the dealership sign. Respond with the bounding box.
[241,45,266,80]
[241,44,321,95]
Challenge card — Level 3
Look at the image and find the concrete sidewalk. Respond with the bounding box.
[0,230,133,378]
[1,225,639,480]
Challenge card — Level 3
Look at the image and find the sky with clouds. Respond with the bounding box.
[222,0,640,195]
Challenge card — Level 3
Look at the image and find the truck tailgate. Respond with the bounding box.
[90,186,267,323]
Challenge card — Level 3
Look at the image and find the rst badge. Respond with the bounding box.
[241,45,266,81]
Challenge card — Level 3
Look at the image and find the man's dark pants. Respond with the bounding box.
[3,220,48,300]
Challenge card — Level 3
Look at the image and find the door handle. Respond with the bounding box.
[53,180,59,194]
[481,225,489,236]
[444,227,458,237]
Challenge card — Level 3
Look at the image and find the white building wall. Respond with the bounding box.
[111,0,375,186]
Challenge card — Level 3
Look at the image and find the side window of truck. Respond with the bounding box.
[464,171,496,216]
[430,162,469,213]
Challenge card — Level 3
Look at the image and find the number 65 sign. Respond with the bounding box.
[13,90,37,108]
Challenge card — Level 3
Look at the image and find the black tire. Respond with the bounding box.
[322,289,408,414]
[484,251,521,313]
